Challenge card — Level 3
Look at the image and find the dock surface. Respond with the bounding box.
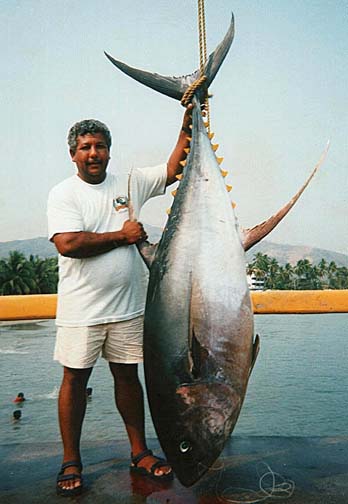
[1,436,347,503]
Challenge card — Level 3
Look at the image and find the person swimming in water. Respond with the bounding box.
[13,410,22,421]
[13,392,26,403]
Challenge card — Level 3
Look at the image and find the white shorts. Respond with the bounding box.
[54,316,144,369]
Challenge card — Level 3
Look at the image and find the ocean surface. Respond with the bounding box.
[0,314,347,445]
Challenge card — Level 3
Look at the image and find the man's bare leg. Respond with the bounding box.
[109,362,171,477]
[57,366,93,491]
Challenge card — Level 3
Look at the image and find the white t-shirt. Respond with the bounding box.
[47,165,167,327]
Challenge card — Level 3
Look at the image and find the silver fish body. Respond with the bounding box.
[143,97,254,486]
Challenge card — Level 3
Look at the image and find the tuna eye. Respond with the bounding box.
[179,440,191,453]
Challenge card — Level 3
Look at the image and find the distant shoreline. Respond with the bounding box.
[0,235,346,267]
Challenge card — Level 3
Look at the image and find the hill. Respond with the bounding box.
[0,229,347,267]
[0,237,57,259]
[245,241,347,267]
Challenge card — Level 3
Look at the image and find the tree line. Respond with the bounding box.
[0,250,347,295]
[247,252,348,290]
[0,252,58,295]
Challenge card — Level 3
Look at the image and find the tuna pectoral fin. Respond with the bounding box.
[104,15,234,103]
[136,241,158,269]
[242,142,330,252]
[249,334,260,377]
[128,171,158,269]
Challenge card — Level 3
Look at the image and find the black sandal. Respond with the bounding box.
[130,449,173,482]
[56,460,83,497]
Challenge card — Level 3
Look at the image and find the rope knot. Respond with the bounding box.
[180,75,207,107]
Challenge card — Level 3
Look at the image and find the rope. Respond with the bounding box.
[180,0,210,125]
[198,0,207,75]
[198,0,210,131]
[180,1,211,131]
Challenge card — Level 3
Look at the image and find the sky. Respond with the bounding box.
[1,0,347,254]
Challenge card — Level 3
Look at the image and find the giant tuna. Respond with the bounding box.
[105,14,328,486]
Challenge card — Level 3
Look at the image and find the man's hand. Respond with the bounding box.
[181,103,193,134]
[52,222,148,258]
[121,220,148,245]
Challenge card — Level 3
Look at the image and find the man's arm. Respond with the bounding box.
[52,220,147,258]
[166,105,193,186]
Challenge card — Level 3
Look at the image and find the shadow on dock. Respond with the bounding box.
[1,436,347,503]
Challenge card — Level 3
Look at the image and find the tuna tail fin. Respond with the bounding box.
[241,142,330,252]
[104,14,235,103]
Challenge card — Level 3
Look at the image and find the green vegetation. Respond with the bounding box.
[247,253,348,290]
[0,252,58,295]
[0,251,347,295]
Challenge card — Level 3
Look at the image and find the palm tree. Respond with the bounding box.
[264,258,281,289]
[328,265,348,289]
[0,251,36,295]
[283,263,295,289]
[28,255,58,293]
[327,261,338,289]
[294,259,322,289]
[317,258,328,288]
[272,263,294,290]
[250,253,272,280]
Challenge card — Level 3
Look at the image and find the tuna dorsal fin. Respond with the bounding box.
[104,15,234,103]
[241,142,330,252]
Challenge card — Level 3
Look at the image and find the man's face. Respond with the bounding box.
[71,133,110,184]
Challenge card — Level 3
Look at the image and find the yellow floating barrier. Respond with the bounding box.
[0,291,348,321]
[0,294,57,321]
[252,290,348,314]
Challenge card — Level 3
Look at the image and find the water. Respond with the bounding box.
[0,314,347,445]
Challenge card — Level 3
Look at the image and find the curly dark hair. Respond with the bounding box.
[67,119,112,154]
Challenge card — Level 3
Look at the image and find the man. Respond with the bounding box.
[48,108,192,496]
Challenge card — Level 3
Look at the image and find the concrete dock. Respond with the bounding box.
[1,436,347,503]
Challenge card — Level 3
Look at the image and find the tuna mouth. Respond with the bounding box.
[175,459,210,487]
[168,436,219,487]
